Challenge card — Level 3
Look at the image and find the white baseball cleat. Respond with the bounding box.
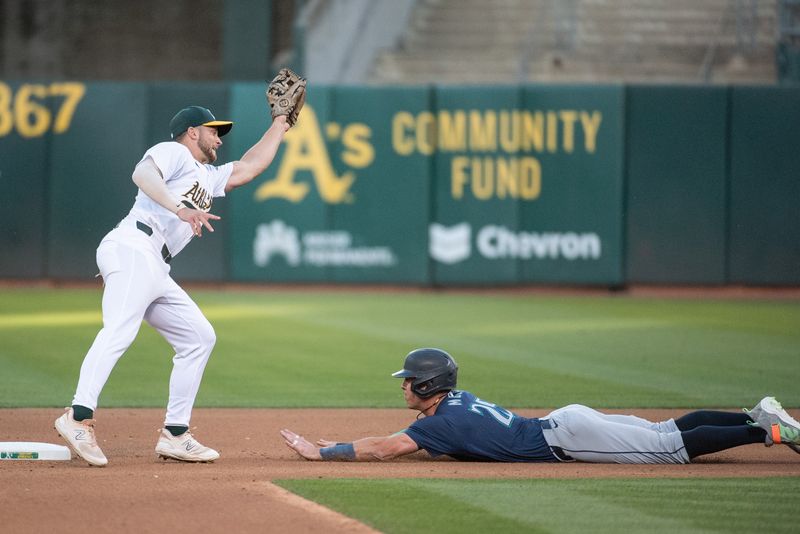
[745,396,800,451]
[54,408,108,467]
[155,429,219,462]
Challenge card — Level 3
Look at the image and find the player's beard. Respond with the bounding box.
[198,138,218,163]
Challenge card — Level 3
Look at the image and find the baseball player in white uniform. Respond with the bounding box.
[55,106,290,466]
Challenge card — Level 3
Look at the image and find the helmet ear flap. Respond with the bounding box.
[413,379,434,397]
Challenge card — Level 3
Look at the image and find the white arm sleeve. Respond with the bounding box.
[132,157,183,215]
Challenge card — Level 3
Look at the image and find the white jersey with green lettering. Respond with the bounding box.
[125,141,232,258]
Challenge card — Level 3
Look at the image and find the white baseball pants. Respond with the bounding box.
[72,227,215,426]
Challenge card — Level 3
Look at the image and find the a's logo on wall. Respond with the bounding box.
[429,223,472,264]
[254,106,374,204]
[253,220,396,268]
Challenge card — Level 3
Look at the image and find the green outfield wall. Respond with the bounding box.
[0,80,797,286]
[728,87,800,285]
[0,81,49,278]
[625,86,728,284]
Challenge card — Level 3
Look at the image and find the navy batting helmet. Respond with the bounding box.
[392,348,458,398]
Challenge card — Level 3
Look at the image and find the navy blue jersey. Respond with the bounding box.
[403,390,557,462]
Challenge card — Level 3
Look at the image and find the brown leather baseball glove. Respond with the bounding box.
[266,68,307,127]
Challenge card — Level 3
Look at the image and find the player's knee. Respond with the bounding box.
[101,321,140,348]
[197,321,216,351]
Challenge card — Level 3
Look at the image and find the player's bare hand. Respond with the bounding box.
[316,438,337,447]
[273,114,291,133]
[177,207,221,237]
[280,429,321,460]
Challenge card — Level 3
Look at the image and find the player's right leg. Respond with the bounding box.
[679,423,766,459]
[676,399,800,455]
[55,407,107,467]
[72,241,165,409]
[57,239,167,465]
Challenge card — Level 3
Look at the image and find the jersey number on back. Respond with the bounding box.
[469,398,514,427]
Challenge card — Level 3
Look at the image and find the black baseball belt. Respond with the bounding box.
[135,221,172,264]
[540,418,575,462]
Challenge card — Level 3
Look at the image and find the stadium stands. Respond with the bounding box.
[369,0,778,84]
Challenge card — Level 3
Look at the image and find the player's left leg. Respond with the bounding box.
[587,407,757,435]
[552,404,679,433]
[143,278,216,428]
[674,410,752,431]
[144,278,219,462]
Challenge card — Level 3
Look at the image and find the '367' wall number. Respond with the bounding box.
[0,82,86,138]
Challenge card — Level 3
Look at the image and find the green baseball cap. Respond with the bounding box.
[169,106,233,139]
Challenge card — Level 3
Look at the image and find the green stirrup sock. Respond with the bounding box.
[165,425,189,437]
[71,405,94,422]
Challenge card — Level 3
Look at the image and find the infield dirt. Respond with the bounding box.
[2,408,799,533]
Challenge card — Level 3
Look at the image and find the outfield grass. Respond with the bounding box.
[276,477,800,533]
[0,287,798,408]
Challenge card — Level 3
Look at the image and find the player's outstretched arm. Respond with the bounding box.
[280,429,419,461]
[225,115,290,192]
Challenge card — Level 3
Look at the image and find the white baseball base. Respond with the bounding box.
[0,442,71,461]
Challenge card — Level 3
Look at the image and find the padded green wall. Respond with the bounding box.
[228,84,432,284]
[728,87,800,285]
[0,82,49,277]
[431,86,523,285]
[47,83,148,279]
[228,83,329,282]
[40,83,231,281]
[625,86,728,284]
[328,86,432,283]
[1,80,798,286]
[519,85,624,285]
